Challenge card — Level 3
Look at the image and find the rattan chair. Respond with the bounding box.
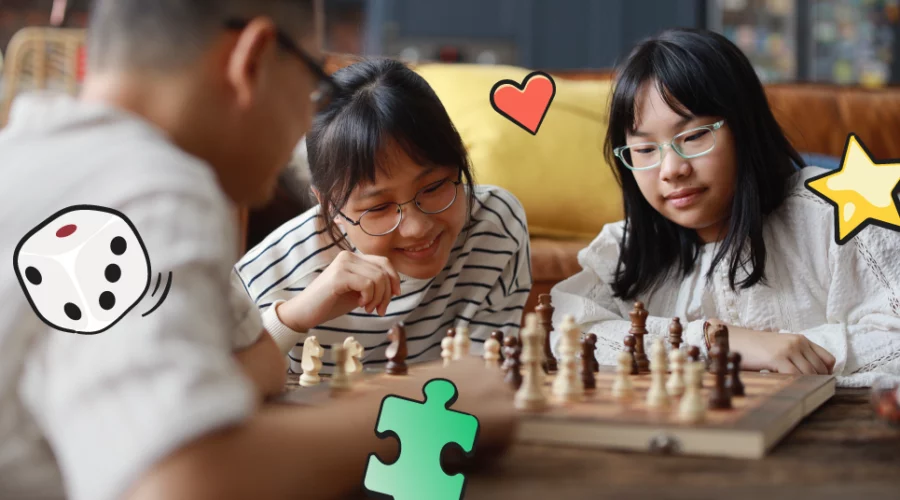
[1,27,85,126]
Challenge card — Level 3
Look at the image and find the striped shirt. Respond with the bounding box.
[234,185,533,373]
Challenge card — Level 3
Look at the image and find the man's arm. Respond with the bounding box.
[123,358,516,500]
[233,331,287,401]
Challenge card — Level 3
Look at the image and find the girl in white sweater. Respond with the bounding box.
[551,28,900,387]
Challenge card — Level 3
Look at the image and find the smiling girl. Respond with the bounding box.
[551,28,900,387]
[234,58,532,373]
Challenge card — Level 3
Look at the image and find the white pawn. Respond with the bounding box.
[646,337,670,409]
[453,325,471,360]
[343,337,364,375]
[612,350,634,402]
[552,315,583,401]
[330,344,351,391]
[299,336,324,387]
[441,333,454,367]
[679,362,706,423]
[483,335,501,368]
[515,314,548,411]
[666,347,686,397]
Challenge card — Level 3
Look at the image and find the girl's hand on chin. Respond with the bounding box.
[278,251,401,331]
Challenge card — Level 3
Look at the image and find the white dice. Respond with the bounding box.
[15,205,151,334]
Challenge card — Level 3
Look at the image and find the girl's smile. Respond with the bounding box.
[394,230,443,261]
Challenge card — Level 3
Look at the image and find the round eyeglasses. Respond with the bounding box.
[614,120,725,171]
[339,174,463,236]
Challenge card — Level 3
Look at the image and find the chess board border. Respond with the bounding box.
[516,367,836,459]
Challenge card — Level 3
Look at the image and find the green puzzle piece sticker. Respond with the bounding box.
[364,378,480,500]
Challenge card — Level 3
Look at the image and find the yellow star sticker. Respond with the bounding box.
[805,134,900,245]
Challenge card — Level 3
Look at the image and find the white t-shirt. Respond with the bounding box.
[235,185,533,374]
[0,92,263,500]
[551,167,900,388]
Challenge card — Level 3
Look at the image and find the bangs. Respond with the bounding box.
[611,41,726,136]
[312,83,468,210]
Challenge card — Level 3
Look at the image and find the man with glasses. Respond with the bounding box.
[0,2,513,499]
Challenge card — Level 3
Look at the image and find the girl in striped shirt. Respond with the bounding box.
[234,58,532,373]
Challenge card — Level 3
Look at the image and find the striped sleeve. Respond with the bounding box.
[465,188,532,344]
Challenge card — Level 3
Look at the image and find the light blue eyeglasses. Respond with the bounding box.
[614,120,725,171]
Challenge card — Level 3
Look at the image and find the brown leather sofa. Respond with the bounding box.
[238,55,900,319]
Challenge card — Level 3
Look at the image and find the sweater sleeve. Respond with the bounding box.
[550,223,708,367]
[468,219,533,343]
[793,225,900,387]
[20,192,257,500]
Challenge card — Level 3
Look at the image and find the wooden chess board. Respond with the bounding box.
[518,367,835,459]
[276,362,835,460]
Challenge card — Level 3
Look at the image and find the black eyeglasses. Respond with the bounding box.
[223,19,339,106]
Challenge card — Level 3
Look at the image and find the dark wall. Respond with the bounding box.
[366,0,701,69]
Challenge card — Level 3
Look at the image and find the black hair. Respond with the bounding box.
[306,58,476,249]
[604,28,804,300]
[87,0,314,71]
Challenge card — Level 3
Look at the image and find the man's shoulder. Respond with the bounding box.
[1,92,224,204]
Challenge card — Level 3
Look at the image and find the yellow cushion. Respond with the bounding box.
[414,63,623,240]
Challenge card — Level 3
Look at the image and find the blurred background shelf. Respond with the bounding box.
[1,0,898,85]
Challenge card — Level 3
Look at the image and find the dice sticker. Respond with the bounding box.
[14,205,173,335]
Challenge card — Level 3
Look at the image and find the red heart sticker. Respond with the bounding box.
[489,71,556,135]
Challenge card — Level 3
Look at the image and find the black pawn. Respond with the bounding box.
[727,352,745,397]
[504,344,523,390]
[385,323,408,376]
[687,345,701,363]
[587,333,600,373]
[708,345,732,409]
[501,336,519,373]
[491,330,505,363]
[581,337,596,390]
[624,334,638,375]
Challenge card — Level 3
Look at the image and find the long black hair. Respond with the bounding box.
[604,28,804,300]
[306,58,475,248]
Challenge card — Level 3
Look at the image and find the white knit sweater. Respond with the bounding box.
[550,167,900,388]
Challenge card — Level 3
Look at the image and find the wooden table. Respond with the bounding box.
[463,388,900,499]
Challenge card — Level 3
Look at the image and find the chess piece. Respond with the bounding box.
[491,330,505,362]
[453,325,471,360]
[727,352,745,397]
[668,317,683,350]
[501,336,519,373]
[514,314,548,411]
[630,302,650,373]
[666,347,686,397]
[623,334,639,375]
[385,323,408,376]
[714,324,729,353]
[687,345,701,362]
[504,343,523,389]
[535,294,558,372]
[330,344,351,391]
[646,337,670,409]
[612,351,634,402]
[587,333,600,372]
[707,344,732,409]
[686,345,703,388]
[552,315,583,402]
[707,324,730,373]
[440,329,454,367]
[679,362,706,423]
[343,336,364,375]
[483,333,502,368]
[299,336,324,387]
[581,337,596,390]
